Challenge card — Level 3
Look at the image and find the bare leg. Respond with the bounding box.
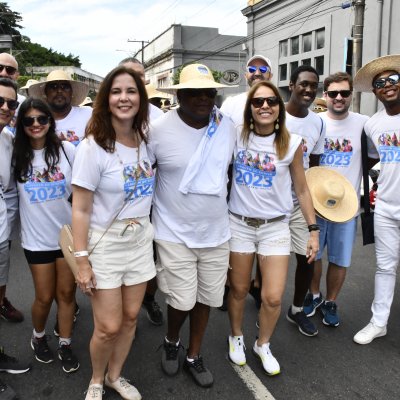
[166,305,189,343]
[326,263,346,301]
[187,302,210,358]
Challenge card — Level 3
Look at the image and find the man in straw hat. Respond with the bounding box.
[285,65,326,337]
[303,72,368,328]
[29,70,92,146]
[352,54,400,345]
[146,83,170,111]
[147,63,235,387]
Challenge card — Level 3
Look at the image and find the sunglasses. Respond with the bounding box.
[373,73,400,89]
[247,65,270,74]
[0,64,17,75]
[250,96,280,108]
[22,115,50,127]
[184,88,218,98]
[46,82,72,91]
[326,90,352,99]
[0,96,19,110]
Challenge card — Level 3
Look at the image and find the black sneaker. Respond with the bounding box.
[183,356,213,388]
[286,308,318,337]
[143,299,163,326]
[0,347,30,374]
[249,280,261,309]
[0,298,24,323]
[0,378,17,400]
[58,344,80,373]
[160,338,183,376]
[31,336,54,364]
[218,285,230,312]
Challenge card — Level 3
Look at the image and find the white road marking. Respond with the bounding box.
[231,363,276,400]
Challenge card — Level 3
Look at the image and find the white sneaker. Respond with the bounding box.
[104,374,142,400]
[353,322,387,345]
[252,341,280,376]
[85,384,103,400]
[228,335,246,366]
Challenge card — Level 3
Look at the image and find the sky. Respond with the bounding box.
[10,0,248,77]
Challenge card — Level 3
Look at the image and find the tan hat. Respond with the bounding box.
[354,54,400,92]
[157,64,232,94]
[29,70,89,106]
[79,96,93,107]
[20,79,39,90]
[305,167,358,223]
[146,83,168,99]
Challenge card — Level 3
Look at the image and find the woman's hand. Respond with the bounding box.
[76,258,96,296]
[306,231,320,264]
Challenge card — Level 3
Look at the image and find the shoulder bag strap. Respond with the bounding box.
[361,129,371,215]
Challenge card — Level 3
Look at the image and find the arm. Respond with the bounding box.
[72,184,96,294]
[290,145,319,263]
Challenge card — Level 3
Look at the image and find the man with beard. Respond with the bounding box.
[285,65,326,337]
[353,55,400,345]
[304,72,368,327]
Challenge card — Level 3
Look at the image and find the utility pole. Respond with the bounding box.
[352,0,366,113]
[127,39,149,64]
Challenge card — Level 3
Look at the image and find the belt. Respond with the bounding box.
[229,211,286,228]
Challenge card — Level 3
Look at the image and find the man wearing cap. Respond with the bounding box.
[303,72,368,327]
[352,55,400,345]
[29,70,91,146]
[148,63,235,387]
[285,65,326,337]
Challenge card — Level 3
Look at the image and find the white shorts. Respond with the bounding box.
[289,205,308,256]
[155,239,229,311]
[88,217,156,289]
[229,213,290,256]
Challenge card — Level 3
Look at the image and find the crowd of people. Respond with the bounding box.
[0,49,399,400]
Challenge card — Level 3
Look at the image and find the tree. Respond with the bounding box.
[0,2,23,44]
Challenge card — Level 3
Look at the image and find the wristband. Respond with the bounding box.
[308,224,320,232]
[74,251,89,257]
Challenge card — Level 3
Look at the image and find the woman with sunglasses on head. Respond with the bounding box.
[72,66,155,400]
[226,81,319,375]
[13,98,79,373]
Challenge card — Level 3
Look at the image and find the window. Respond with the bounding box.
[291,36,299,55]
[315,56,324,75]
[279,64,288,81]
[290,61,299,75]
[302,58,311,66]
[279,40,288,57]
[302,32,312,52]
[316,28,325,49]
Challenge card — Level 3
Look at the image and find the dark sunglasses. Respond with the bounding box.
[250,96,280,108]
[247,65,270,74]
[326,90,352,99]
[0,96,19,110]
[185,88,218,98]
[22,115,50,127]
[0,64,17,75]
[373,73,400,89]
[46,82,72,91]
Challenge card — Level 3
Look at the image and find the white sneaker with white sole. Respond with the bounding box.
[252,341,280,376]
[353,322,387,345]
[228,335,246,366]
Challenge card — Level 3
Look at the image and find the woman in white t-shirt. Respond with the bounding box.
[227,81,319,375]
[13,98,78,372]
[72,66,156,400]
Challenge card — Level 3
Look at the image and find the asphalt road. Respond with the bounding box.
[2,220,399,400]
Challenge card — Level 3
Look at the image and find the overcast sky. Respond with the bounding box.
[11,0,248,77]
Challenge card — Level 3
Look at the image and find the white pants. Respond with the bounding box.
[371,213,400,327]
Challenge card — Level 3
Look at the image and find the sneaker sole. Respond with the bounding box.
[0,314,24,323]
[104,380,142,400]
[322,318,340,327]
[30,340,54,364]
[252,349,280,376]
[183,363,214,388]
[146,311,163,326]
[286,314,318,337]
[353,331,386,345]
[0,367,30,374]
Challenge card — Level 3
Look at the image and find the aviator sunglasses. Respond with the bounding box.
[247,65,270,74]
[373,73,400,89]
[0,96,19,110]
[250,96,280,108]
[22,115,50,127]
[0,64,17,75]
[326,90,352,99]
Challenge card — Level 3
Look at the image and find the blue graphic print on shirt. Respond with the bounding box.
[378,132,400,163]
[58,130,80,146]
[320,137,353,167]
[123,160,155,201]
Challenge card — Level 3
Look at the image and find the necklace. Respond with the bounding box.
[253,130,275,137]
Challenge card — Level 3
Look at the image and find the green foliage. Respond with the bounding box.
[0,2,23,42]
[172,63,222,85]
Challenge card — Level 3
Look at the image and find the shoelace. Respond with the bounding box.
[117,377,132,389]
[190,357,207,373]
[86,386,104,398]
[59,345,74,360]
[159,341,184,360]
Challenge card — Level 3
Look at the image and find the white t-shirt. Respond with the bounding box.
[56,106,92,146]
[229,130,302,219]
[320,111,369,199]
[220,92,247,127]
[148,109,235,248]
[17,142,75,251]
[364,109,400,220]
[149,104,164,121]
[72,137,155,230]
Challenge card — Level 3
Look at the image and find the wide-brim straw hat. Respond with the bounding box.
[146,83,168,99]
[157,64,232,94]
[354,54,400,92]
[20,79,39,90]
[79,96,93,107]
[29,70,89,106]
[306,167,358,223]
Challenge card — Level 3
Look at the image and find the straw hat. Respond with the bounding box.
[146,83,168,99]
[20,79,39,90]
[354,54,400,92]
[29,70,89,106]
[79,96,93,107]
[305,167,358,223]
[157,64,232,94]
[313,97,327,113]
[247,54,272,69]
